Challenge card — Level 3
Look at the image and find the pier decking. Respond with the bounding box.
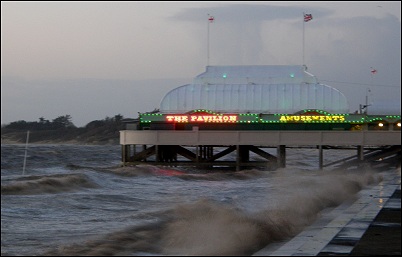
[120,130,401,170]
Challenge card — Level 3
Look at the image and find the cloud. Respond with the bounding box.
[1,2,400,126]
[168,4,334,65]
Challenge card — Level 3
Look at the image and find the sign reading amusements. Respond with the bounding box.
[279,115,345,122]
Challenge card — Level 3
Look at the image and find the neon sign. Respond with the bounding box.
[279,115,345,122]
[166,115,238,123]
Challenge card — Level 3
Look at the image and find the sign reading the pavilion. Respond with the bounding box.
[166,115,238,123]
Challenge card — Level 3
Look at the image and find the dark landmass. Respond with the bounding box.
[1,127,121,145]
[1,115,126,145]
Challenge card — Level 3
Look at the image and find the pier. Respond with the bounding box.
[120,65,400,171]
[120,130,401,170]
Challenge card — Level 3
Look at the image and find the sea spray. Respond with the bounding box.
[41,169,382,256]
[160,170,382,255]
[161,199,264,256]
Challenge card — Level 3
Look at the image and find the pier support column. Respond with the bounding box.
[122,145,131,166]
[206,146,213,158]
[236,145,240,171]
[196,146,199,163]
[357,145,364,161]
[121,145,127,163]
[203,146,208,159]
[239,146,250,162]
[155,145,159,162]
[277,145,286,168]
[318,145,323,170]
[199,146,203,159]
[121,145,126,164]
[143,145,147,162]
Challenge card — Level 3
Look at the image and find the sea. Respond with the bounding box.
[0,143,395,256]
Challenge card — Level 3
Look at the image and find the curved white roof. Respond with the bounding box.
[160,65,349,114]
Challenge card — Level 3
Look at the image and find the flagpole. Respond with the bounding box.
[365,87,371,114]
[207,13,210,67]
[302,12,305,66]
[366,67,377,114]
[22,130,29,175]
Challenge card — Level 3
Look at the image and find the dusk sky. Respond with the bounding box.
[1,1,401,127]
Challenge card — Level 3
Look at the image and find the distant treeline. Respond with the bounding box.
[1,114,126,144]
[2,114,125,131]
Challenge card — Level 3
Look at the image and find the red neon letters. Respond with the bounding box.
[166,115,238,123]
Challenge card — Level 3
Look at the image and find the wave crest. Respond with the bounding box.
[1,174,98,195]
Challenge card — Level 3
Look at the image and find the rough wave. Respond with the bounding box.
[1,174,98,195]
[106,165,186,177]
[106,165,269,181]
[41,169,382,256]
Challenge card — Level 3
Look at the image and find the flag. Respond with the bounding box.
[208,15,214,23]
[304,13,313,22]
[371,67,377,74]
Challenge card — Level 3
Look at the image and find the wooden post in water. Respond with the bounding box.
[22,130,30,175]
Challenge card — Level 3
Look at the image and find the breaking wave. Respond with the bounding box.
[1,174,98,195]
[105,165,268,181]
[42,170,382,256]
[106,165,186,177]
